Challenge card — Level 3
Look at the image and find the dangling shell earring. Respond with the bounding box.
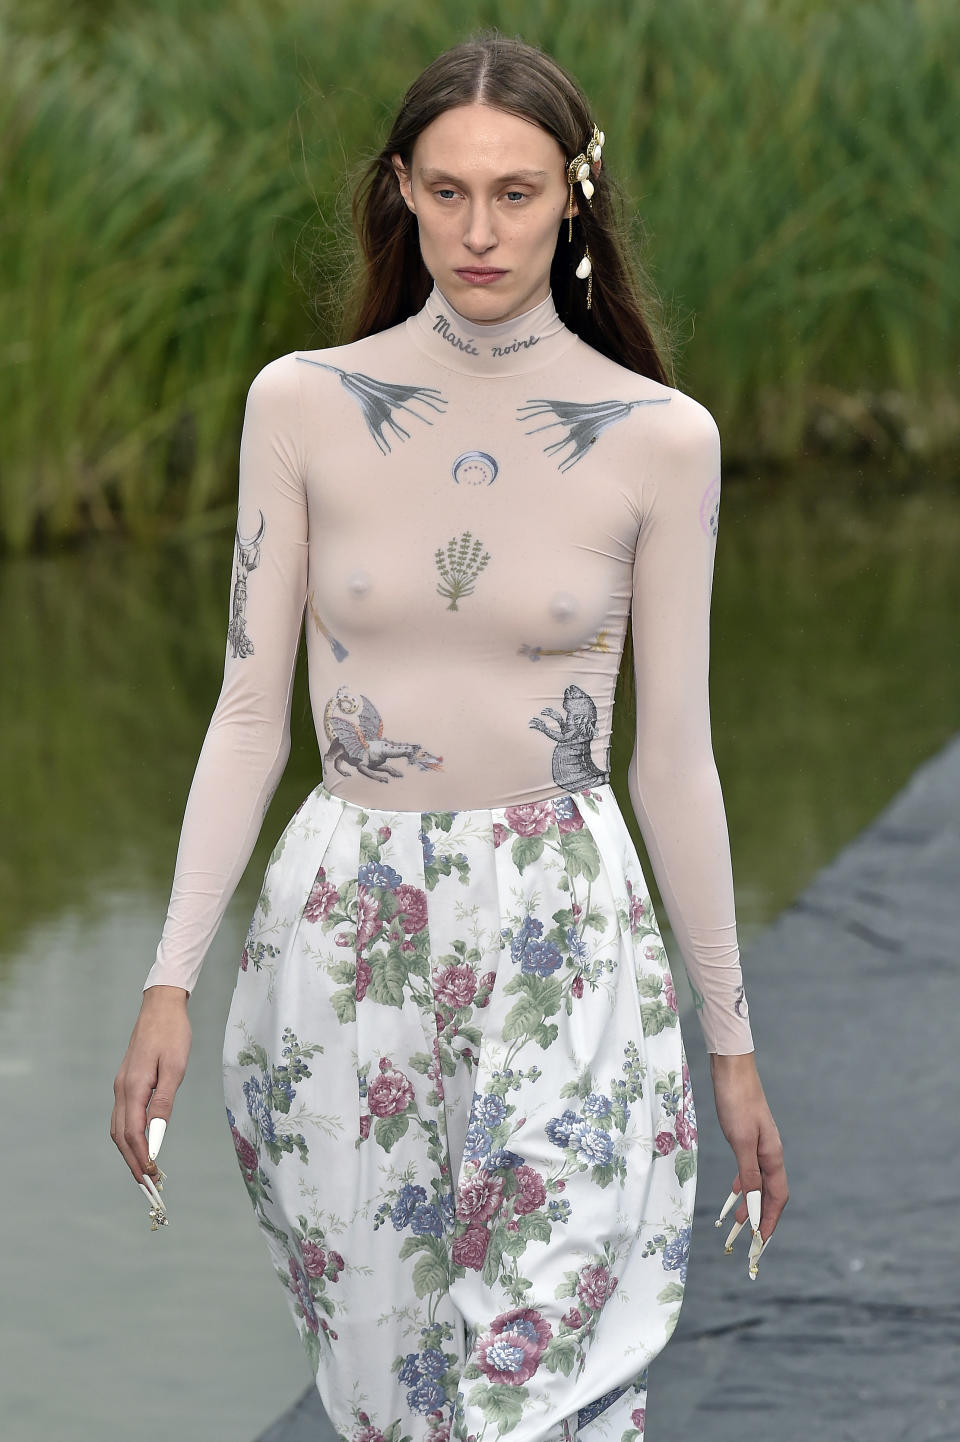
[566,124,604,310]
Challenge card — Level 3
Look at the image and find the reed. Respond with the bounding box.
[2,0,957,552]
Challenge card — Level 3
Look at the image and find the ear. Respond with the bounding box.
[391,154,416,213]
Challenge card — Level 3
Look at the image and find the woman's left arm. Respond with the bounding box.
[627,390,788,1255]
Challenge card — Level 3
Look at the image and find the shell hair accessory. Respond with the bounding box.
[566,124,604,310]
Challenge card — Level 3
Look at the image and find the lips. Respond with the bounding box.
[455,268,508,285]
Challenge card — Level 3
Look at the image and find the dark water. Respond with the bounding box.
[1,465,957,1440]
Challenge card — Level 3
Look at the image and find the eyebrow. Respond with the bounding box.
[418,168,550,185]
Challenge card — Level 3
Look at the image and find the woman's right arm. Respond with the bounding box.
[111,354,309,1185]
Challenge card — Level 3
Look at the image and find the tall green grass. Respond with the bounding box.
[2,0,957,551]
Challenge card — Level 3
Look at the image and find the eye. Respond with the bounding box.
[504,190,528,203]
[435,188,459,200]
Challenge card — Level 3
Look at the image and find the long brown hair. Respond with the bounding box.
[344,30,681,785]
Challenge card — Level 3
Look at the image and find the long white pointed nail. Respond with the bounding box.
[714,1188,740,1227]
[748,1230,770,1278]
[723,1217,746,1252]
[147,1118,167,1161]
[746,1189,761,1232]
[138,1181,155,1207]
[141,1174,166,1213]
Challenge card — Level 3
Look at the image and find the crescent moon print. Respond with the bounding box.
[517,395,671,472]
[296,357,447,454]
[226,509,264,659]
[322,685,444,783]
[528,682,610,791]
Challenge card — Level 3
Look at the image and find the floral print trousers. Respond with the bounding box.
[222,781,697,1442]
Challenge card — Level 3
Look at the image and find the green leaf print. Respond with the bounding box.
[422,810,455,833]
[467,1381,527,1434]
[481,1230,504,1288]
[398,1235,425,1261]
[657,1282,686,1305]
[373,1112,410,1152]
[413,1248,449,1298]
[408,1051,433,1075]
[635,974,664,999]
[359,830,380,864]
[329,959,357,985]
[369,952,407,1007]
[330,988,356,1025]
[518,1213,552,1244]
[674,1148,697,1185]
[640,999,678,1035]
[560,828,601,881]
[541,1333,579,1376]
[500,1229,527,1258]
[511,835,545,873]
[236,1041,269,1071]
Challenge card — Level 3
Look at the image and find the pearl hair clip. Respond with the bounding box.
[567,124,604,309]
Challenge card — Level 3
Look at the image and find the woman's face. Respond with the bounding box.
[393,102,575,325]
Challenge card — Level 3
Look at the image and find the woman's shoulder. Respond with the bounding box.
[570,337,721,457]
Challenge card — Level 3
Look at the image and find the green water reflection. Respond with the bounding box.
[2,464,958,975]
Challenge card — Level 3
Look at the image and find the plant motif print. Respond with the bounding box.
[518,628,612,662]
[435,531,491,610]
[308,589,348,661]
[323,685,444,782]
[296,357,447,454]
[227,508,264,658]
[235,1027,326,1166]
[517,395,670,472]
[529,682,610,790]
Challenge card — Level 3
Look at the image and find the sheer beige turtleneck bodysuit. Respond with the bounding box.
[143,285,754,1055]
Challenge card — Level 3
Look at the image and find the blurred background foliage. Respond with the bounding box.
[2,0,957,551]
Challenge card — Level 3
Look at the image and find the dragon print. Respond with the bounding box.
[322,685,443,783]
[517,395,671,472]
[296,358,447,454]
[226,508,264,659]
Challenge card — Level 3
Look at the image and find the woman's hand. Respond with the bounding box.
[111,985,192,1185]
[709,1050,788,1272]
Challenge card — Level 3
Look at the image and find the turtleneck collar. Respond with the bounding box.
[406,282,577,377]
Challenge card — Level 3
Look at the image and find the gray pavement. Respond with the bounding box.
[257,734,960,1442]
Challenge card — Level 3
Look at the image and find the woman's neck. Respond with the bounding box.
[406,282,577,376]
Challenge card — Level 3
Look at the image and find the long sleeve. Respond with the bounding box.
[143,355,309,996]
[627,394,754,1054]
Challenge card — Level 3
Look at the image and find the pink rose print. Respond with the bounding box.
[231,1128,258,1181]
[304,866,339,922]
[475,970,497,1008]
[327,1249,345,1280]
[631,1408,646,1430]
[492,822,510,848]
[504,802,552,837]
[354,1428,386,1442]
[377,825,391,842]
[556,808,584,835]
[456,1170,504,1223]
[393,883,428,935]
[288,1257,320,1334]
[561,1306,583,1329]
[359,1114,371,1139]
[663,973,678,1013]
[476,1307,553,1385]
[355,956,372,1001]
[240,946,250,972]
[367,1067,414,1118]
[434,963,477,1010]
[356,886,382,947]
[571,974,584,999]
[301,1241,326,1277]
[675,1109,697,1150]
[576,1263,618,1311]
[334,931,352,947]
[655,1130,676,1155]
[512,1164,546,1215]
[452,1223,489,1270]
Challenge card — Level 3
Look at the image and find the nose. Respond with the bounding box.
[463,200,497,254]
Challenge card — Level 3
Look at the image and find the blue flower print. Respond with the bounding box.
[521,939,563,976]
[566,926,589,964]
[554,795,579,823]
[545,1108,580,1148]
[408,1378,446,1414]
[663,1225,691,1281]
[473,1094,507,1128]
[568,1120,614,1166]
[242,1076,277,1145]
[357,860,403,889]
[418,830,436,865]
[511,915,543,964]
[463,1121,492,1162]
[487,1148,525,1171]
[391,1183,428,1229]
[440,1192,456,1230]
[411,1202,443,1237]
[583,1092,612,1119]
